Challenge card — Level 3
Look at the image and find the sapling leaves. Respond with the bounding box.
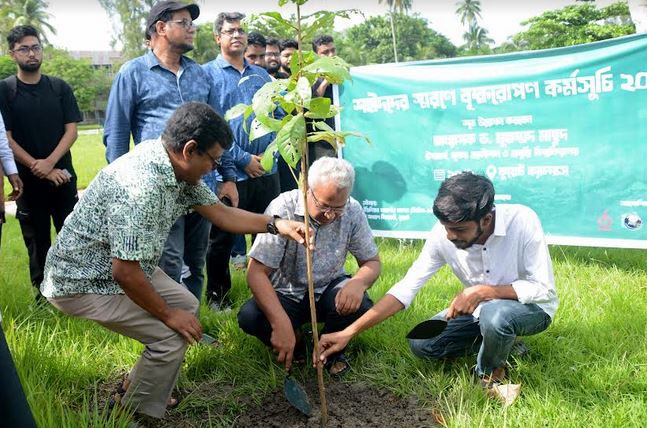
[260,141,277,171]
[302,56,352,84]
[275,113,305,169]
[296,76,312,109]
[224,103,248,121]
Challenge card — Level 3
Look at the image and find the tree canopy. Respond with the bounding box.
[98,0,155,59]
[41,49,110,112]
[0,0,56,53]
[344,13,456,65]
[456,0,482,26]
[512,1,635,51]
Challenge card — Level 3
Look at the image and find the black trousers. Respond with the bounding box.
[237,276,373,351]
[0,324,37,428]
[15,178,77,290]
[206,173,280,302]
[277,156,299,193]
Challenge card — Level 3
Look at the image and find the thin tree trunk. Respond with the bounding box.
[389,10,399,62]
[295,7,328,427]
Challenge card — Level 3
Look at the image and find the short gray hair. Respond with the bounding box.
[308,157,355,191]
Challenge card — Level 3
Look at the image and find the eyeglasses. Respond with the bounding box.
[309,189,348,215]
[167,19,195,30]
[12,45,42,55]
[265,52,279,58]
[220,28,246,37]
[203,151,222,170]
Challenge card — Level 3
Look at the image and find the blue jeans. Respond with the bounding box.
[159,212,210,301]
[408,299,551,376]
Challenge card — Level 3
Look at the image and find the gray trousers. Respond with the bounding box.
[48,268,199,418]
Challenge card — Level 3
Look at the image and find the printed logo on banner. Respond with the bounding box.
[433,169,446,181]
[597,210,613,231]
[622,213,643,230]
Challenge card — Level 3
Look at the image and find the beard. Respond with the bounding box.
[18,61,41,72]
[170,41,193,54]
[451,223,483,249]
[266,61,280,73]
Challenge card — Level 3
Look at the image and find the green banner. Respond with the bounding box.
[338,34,647,249]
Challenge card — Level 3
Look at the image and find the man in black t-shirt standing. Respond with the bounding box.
[0,26,81,302]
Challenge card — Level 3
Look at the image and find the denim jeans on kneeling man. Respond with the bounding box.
[408,299,551,377]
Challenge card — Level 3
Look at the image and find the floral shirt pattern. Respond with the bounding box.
[41,139,218,297]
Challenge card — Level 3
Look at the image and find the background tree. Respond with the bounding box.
[0,57,15,79]
[189,23,219,64]
[41,48,100,112]
[512,1,635,51]
[98,0,155,59]
[0,0,55,53]
[461,22,494,55]
[344,13,456,65]
[378,0,412,62]
[455,0,482,26]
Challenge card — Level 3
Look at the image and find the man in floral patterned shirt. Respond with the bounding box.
[40,103,309,422]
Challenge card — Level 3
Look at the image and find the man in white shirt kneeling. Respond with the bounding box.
[318,171,558,404]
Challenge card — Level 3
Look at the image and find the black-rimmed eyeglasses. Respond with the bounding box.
[12,45,42,55]
[220,28,246,37]
[167,19,195,30]
[204,151,222,170]
[309,189,348,215]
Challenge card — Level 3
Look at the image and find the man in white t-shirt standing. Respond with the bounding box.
[318,171,558,404]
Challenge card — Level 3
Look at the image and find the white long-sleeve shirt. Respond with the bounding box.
[387,204,559,319]
[0,113,18,176]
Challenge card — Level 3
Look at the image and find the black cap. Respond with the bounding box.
[145,1,200,39]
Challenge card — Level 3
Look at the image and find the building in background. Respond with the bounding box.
[69,50,123,124]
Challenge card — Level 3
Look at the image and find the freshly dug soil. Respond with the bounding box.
[234,380,438,428]
[93,376,439,427]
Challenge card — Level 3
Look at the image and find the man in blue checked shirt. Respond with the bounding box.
[102,1,239,301]
[202,12,282,310]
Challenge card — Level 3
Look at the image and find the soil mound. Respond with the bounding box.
[234,380,437,427]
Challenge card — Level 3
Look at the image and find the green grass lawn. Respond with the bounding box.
[2,138,647,426]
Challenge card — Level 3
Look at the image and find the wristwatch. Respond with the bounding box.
[266,215,281,235]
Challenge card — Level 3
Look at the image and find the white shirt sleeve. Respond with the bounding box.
[0,113,18,176]
[387,224,446,308]
[510,210,557,305]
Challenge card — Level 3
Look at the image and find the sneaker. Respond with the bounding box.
[230,254,247,270]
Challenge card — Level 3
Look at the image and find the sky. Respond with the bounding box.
[46,0,617,52]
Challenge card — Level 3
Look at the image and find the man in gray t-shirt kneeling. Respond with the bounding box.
[238,157,381,376]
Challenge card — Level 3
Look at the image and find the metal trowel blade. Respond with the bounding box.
[284,375,312,416]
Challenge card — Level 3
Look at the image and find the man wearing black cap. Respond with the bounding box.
[103,1,239,302]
